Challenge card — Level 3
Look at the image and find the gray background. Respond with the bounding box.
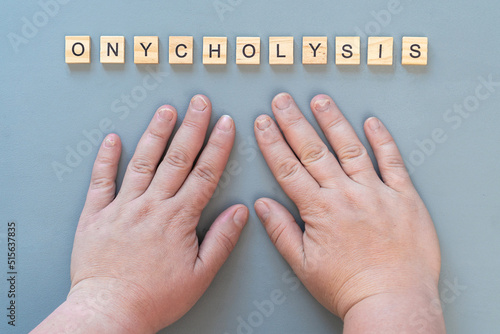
[1,0,499,333]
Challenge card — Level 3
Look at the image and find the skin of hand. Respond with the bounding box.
[32,95,249,334]
[253,93,446,333]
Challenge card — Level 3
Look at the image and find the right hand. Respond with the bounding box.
[253,93,445,332]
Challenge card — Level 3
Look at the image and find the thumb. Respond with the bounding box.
[254,198,305,273]
[195,204,248,278]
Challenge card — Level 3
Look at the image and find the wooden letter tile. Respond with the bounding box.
[302,36,327,64]
[269,37,294,65]
[134,36,159,64]
[402,37,428,65]
[335,36,360,65]
[65,36,91,64]
[203,37,227,64]
[367,37,393,65]
[236,37,260,65]
[100,36,125,64]
[169,36,193,64]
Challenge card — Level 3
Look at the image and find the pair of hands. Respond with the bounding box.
[33,93,445,333]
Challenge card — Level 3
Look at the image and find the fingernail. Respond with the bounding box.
[233,207,248,227]
[191,95,208,112]
[217,115,233,132]
[157,107,174,121]
[314,98,331,112]
[274,93,292,110]
[368,117,381,131]
[104,135,115,148]
[255,200,270,221]
[256,115,271,130]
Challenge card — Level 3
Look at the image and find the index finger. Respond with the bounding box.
[174,115,236,215]
[271,93,347,188]
[254,115,320,208]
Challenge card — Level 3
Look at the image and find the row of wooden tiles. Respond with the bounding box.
[65,36,428,66]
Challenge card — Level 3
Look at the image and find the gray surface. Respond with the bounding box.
[1,0,500,333]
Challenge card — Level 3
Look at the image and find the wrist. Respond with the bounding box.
[32,278,159,334]
[67,284,154,333]
[343,286,446,334]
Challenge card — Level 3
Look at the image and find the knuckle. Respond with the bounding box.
[96,155,116,167]
[90,176,114,191]
[189,190,212,210]
[133,198,155,217]
[300,143,329,167]
[208,136,226,151]
[269,223,287,246]
[192,162,219,185]
[128,156,156,175]
[300,201,329,222]
[384,170,411,190]
[214,230,235,256]
[324,115,344,131]
[260,129,282,145]
[276,158,302,182]
[182,119,202,131]
[281,114,303,131]
[388,176,410,191]
[165,147,192,170]
[342,188,362,208]
[147,128,167,142]
[377,136,395,148]
[337,144,367,163]
[381,155,406,170]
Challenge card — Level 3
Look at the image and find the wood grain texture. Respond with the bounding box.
[236,37,260,65]
[65,36,91,64]
[367,37,393,65]
[134,36,159,64]
[100,36,125,64]
[203,37,227,64]
[169,36,193,64]
[302,36,328,65]
[269,37,294,65]
[402,37,428,66]
[335,36,360,65]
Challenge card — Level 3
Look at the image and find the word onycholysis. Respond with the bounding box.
[65,35,428,66]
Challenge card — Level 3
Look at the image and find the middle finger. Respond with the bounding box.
[148,94,212,199]
[272,93,347,188]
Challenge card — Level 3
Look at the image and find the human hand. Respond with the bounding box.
[33,95,248,333]
[253,93,445,333]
